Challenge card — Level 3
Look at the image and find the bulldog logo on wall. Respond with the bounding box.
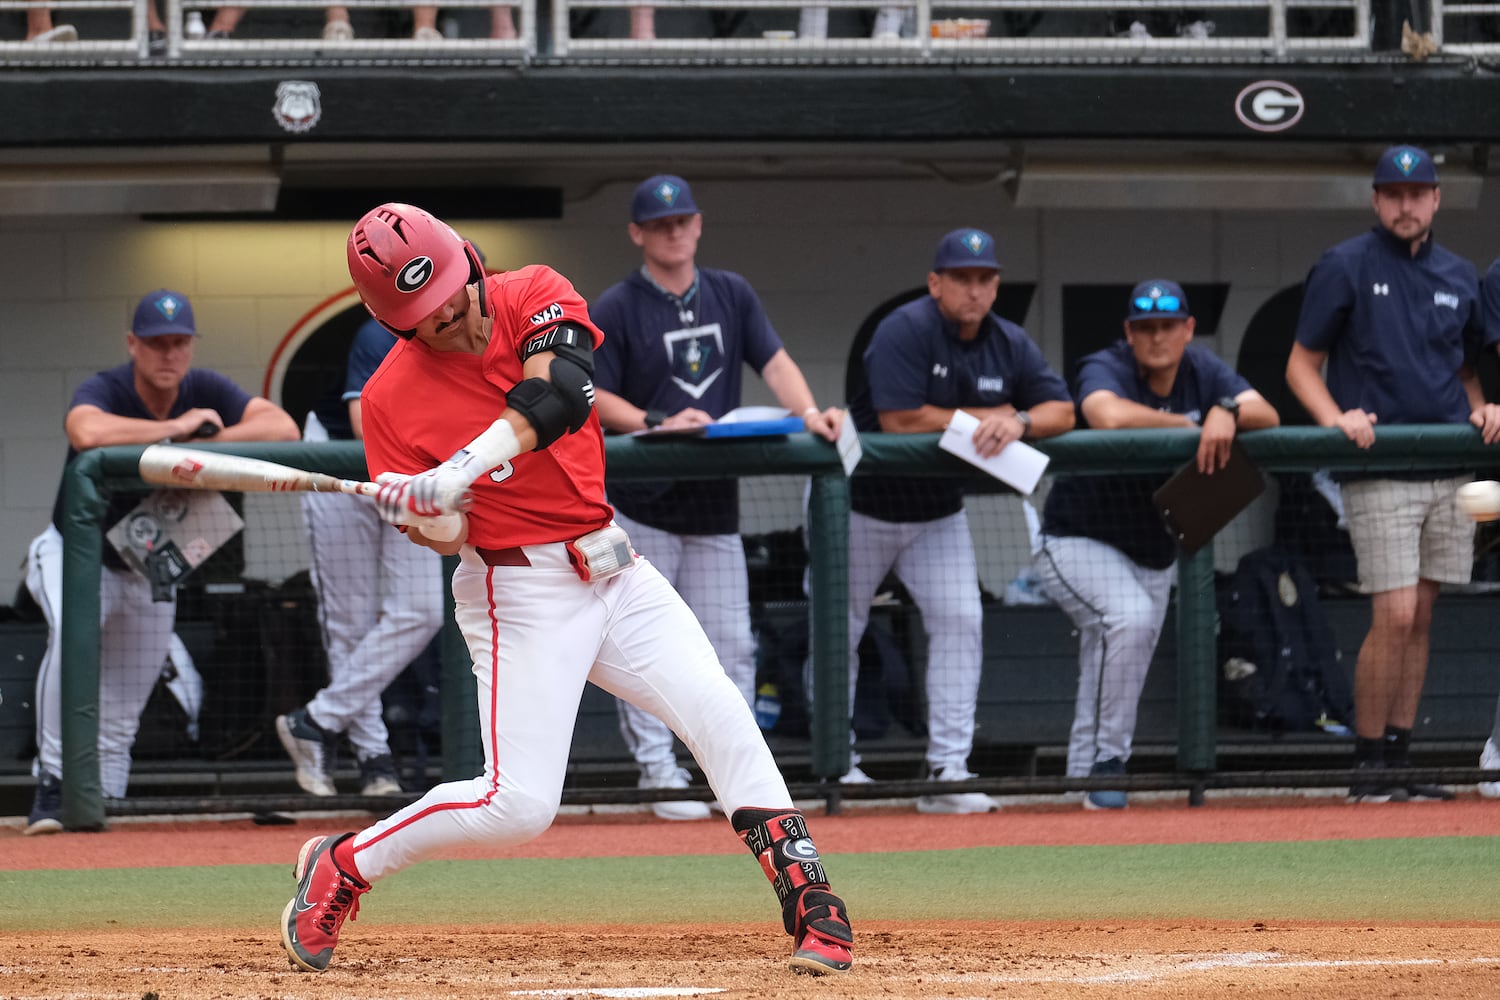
[273,81,323,133]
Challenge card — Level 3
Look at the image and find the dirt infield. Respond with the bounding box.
[2,796,1498,999]
[4,921,1496,999]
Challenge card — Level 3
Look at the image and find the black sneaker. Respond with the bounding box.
[147,28,166,55]
[1348,759,1402,803]
[1084,757,1128,810]
[1386,754,1455,801]
[358,754,403,797]
[24,771,63,836]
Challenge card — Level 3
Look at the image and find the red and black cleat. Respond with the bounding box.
[788,888,853,975]
[281,833,369,972]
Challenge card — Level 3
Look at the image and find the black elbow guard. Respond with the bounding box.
[507,356,596,449]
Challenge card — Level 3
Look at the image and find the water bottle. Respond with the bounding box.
[754,683,781,731]
[184,10,207,39]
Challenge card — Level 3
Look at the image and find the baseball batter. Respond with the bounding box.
[280,203,853,977]
[23,289,298,835]
[591,174,842,820]
[279,317,443,797]
[1035,280,1278,808]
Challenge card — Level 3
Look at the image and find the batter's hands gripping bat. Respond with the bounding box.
[139,446,470,542]
[140,445,380,498]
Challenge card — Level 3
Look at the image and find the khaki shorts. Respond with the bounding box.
[1341,475,1474,594]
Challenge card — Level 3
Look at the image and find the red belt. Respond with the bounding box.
[476,546,531,567]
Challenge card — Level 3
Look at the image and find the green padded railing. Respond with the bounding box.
[56,426,1500,827]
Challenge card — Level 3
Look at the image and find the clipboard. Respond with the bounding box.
[1151,439,1266,555]
[636,416,806,440]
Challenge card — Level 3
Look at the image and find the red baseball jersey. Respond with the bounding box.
[361,265,614,548]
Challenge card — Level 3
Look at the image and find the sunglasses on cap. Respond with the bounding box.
[1133,294,1181,313]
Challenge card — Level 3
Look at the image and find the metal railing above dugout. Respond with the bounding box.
[553,0,1370,61]
[1432,0,1500,55]
[0,0,1390,63]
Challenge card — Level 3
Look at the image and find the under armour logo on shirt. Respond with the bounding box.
[1373,283,1390,296]
[932,363,949,378]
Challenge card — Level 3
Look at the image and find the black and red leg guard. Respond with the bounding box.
[731,807,853,948]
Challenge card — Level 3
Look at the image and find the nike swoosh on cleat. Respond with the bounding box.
[293,845,322,912]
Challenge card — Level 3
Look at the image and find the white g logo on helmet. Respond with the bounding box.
[396,255,435,293]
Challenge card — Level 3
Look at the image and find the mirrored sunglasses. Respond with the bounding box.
[1133,294,1181,313]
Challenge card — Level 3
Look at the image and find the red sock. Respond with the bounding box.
[332,834,364,882]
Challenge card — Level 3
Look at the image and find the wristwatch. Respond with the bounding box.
[1213,396,1241,423]
[643,408,668,429]
[1014,410,1032,439]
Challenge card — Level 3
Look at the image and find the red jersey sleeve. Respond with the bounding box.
[486,265,604,373]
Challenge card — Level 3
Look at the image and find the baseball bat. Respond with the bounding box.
[139,445,379,497]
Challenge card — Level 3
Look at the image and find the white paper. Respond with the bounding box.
[716,405,791,424]
[836,410,862,476]
[938,409,1050,495]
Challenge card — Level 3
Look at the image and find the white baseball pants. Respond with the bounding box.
[301,489,443,760]
[839,509,984,775]
[607,509,757,776]
[26,524,175,798]
[1034,534,1173,776]
[349,545,791,882]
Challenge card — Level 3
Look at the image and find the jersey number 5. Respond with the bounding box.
[489,461,515,485]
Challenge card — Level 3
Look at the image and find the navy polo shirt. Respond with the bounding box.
[51,363,253,566]
[1295,225,1484,426]
[1483,257,1500,346]
[1041,341,1251,569]
[850,295,1071,523]
[592,266,785,534]
[307,318,395,441]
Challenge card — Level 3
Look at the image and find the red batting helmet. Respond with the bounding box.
[347,203,485,335]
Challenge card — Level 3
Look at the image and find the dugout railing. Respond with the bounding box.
[46,425,1500,829]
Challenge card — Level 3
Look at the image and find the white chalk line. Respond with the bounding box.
[931,951,1500,985]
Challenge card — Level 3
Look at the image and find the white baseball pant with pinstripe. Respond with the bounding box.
[26,524,174,798]
[1033,534,1173,777]
[840,509,984,775]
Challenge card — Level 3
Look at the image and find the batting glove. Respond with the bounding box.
[374,473,465,541]
[401,451,485,517]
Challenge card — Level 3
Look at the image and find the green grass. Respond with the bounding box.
[3,837,1497,932]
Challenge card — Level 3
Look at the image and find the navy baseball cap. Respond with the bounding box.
[1125,280,1191,322]
[131,289,198,337]
[932,228,1001,272]
[631,174,700,224]
[1373,144,1439,187]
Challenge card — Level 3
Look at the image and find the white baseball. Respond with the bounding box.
[1455,480,1500,522]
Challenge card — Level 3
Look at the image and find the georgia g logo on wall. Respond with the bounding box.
[396,256,435,293]
[1234,81,1305,133]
